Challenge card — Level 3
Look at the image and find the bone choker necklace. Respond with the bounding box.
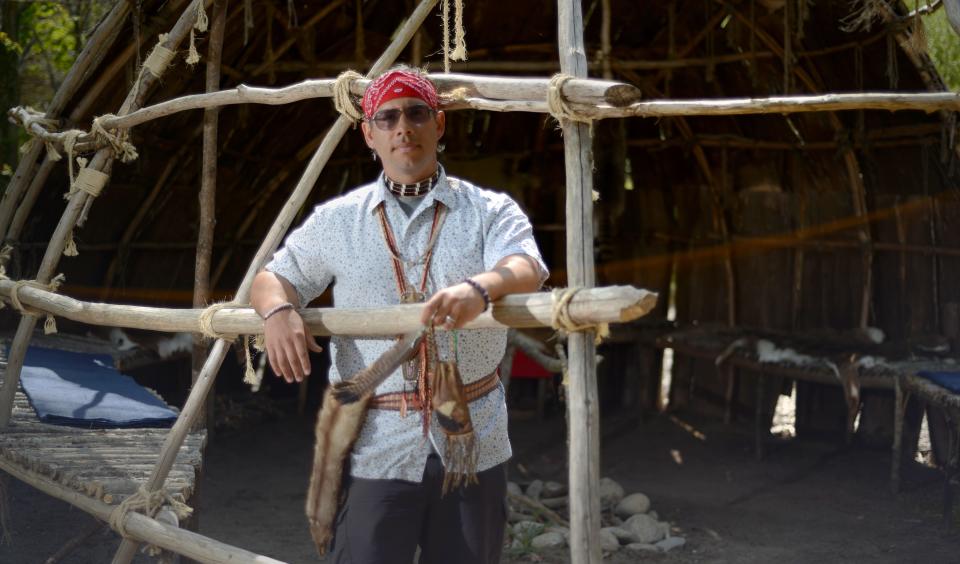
[385,170,440,197]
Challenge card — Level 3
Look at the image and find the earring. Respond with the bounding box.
[371,150,378,161]
[437,143,446,154]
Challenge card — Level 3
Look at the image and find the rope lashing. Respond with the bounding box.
[61,129,84,185]
[547,74,593,124]
[333,70,364,122]
[8,274,66,334]
[142,36,176,78]
[551,287,610,345]
[198,301,237,340]
[69,167,109,199]
[91,115,138,163]
[108,484,193,550]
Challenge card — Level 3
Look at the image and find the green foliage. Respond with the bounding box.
[0,31,23,57]
[923,7,960,91]
[18,2,78,105]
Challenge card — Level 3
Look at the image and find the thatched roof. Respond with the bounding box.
[7,0,959,344]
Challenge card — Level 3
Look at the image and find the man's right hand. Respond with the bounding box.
[264,309,323,383]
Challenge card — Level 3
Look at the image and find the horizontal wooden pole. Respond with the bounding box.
[0,457,286,563]
[0,282,657,336]
[18,74,957,153]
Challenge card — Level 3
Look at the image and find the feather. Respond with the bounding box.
[331,328,424,403]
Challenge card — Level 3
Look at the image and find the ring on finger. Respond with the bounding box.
[444,315,456,325]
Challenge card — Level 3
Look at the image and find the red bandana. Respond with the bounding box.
[362,70,439,119]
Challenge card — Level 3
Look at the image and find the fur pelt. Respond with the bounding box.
[305,387,371,555]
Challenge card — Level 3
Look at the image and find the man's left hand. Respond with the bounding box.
[422,281,486,330]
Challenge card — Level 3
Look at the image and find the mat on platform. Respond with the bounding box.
[18,346,177,428]
[917,371,960,394]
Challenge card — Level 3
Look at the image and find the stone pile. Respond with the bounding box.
[506,477,686,555]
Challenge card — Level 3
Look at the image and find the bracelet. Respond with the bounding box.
[463,278,491,312]
[262,302,294,320]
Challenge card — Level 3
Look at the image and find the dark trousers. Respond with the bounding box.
[330,454,507,564]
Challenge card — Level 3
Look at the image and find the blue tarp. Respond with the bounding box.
[916,371,960,394]
[18,346,177,428]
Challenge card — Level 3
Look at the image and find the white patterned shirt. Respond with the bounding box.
[265,168,548,482]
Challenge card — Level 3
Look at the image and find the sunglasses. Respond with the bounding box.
[368,105,436,131]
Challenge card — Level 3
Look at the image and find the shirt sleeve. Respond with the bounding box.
[483,195,550,286]
[264,206,334,306]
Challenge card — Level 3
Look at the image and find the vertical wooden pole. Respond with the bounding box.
[557,1,601,563]
[110,2,438,562]
[192,0,228,433]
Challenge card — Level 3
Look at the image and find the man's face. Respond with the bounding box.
[361,97,445,184]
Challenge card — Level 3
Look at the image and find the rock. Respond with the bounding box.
[615,492,651,517]
[510,538,524,550]
[546,526,569,539]
[622,513,665,544]
[531,532,566,549]
[625,543,660,553]
[507,481,523,497]
[655,536,686,552]
[605,527,641,544]
[512,520,545,538]
[599,477,625,508]
[543,480,567,497]
[508,511,533,523]
[647,510,658,521]
[526,479,544,500]
[599,528,620,552]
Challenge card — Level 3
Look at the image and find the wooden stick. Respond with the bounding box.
[0,457,286,563]
[557,1,602,562]
[109,3,439,562]
[192,0,227,433]
[0,282,655,336]
[84,73,640,133]
[507,491,570,528]
[250,0,345,77]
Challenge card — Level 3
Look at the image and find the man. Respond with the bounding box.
[251,66,548,564]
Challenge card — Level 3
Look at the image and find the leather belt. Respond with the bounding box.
[369,370,500,411]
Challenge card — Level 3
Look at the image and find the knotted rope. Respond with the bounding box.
[7,274,66,334]
[91,115,138,163]
[333,70,364,122]
[547,74,593,124]
[186,0,210,65]
[551,287,609,345]
[198,302,264,387]
[441,0,467,72]
[108,484,193,554]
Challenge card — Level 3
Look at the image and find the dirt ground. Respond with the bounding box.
[2,395,958,564]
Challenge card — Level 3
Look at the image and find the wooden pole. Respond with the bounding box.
[0,0,212,429]
[557,1,602,562]
[109,2,439,561]
[0,458,286,564]
[192,0,228,433]
[0,281,655,337]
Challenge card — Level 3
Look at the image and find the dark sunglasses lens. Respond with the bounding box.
[406,106,433,123]
[373,109,401,130]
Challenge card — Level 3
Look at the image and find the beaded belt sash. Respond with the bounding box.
[369,370,500,411]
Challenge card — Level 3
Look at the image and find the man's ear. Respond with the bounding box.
[360,121,375,148]
[435,110,446,140]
